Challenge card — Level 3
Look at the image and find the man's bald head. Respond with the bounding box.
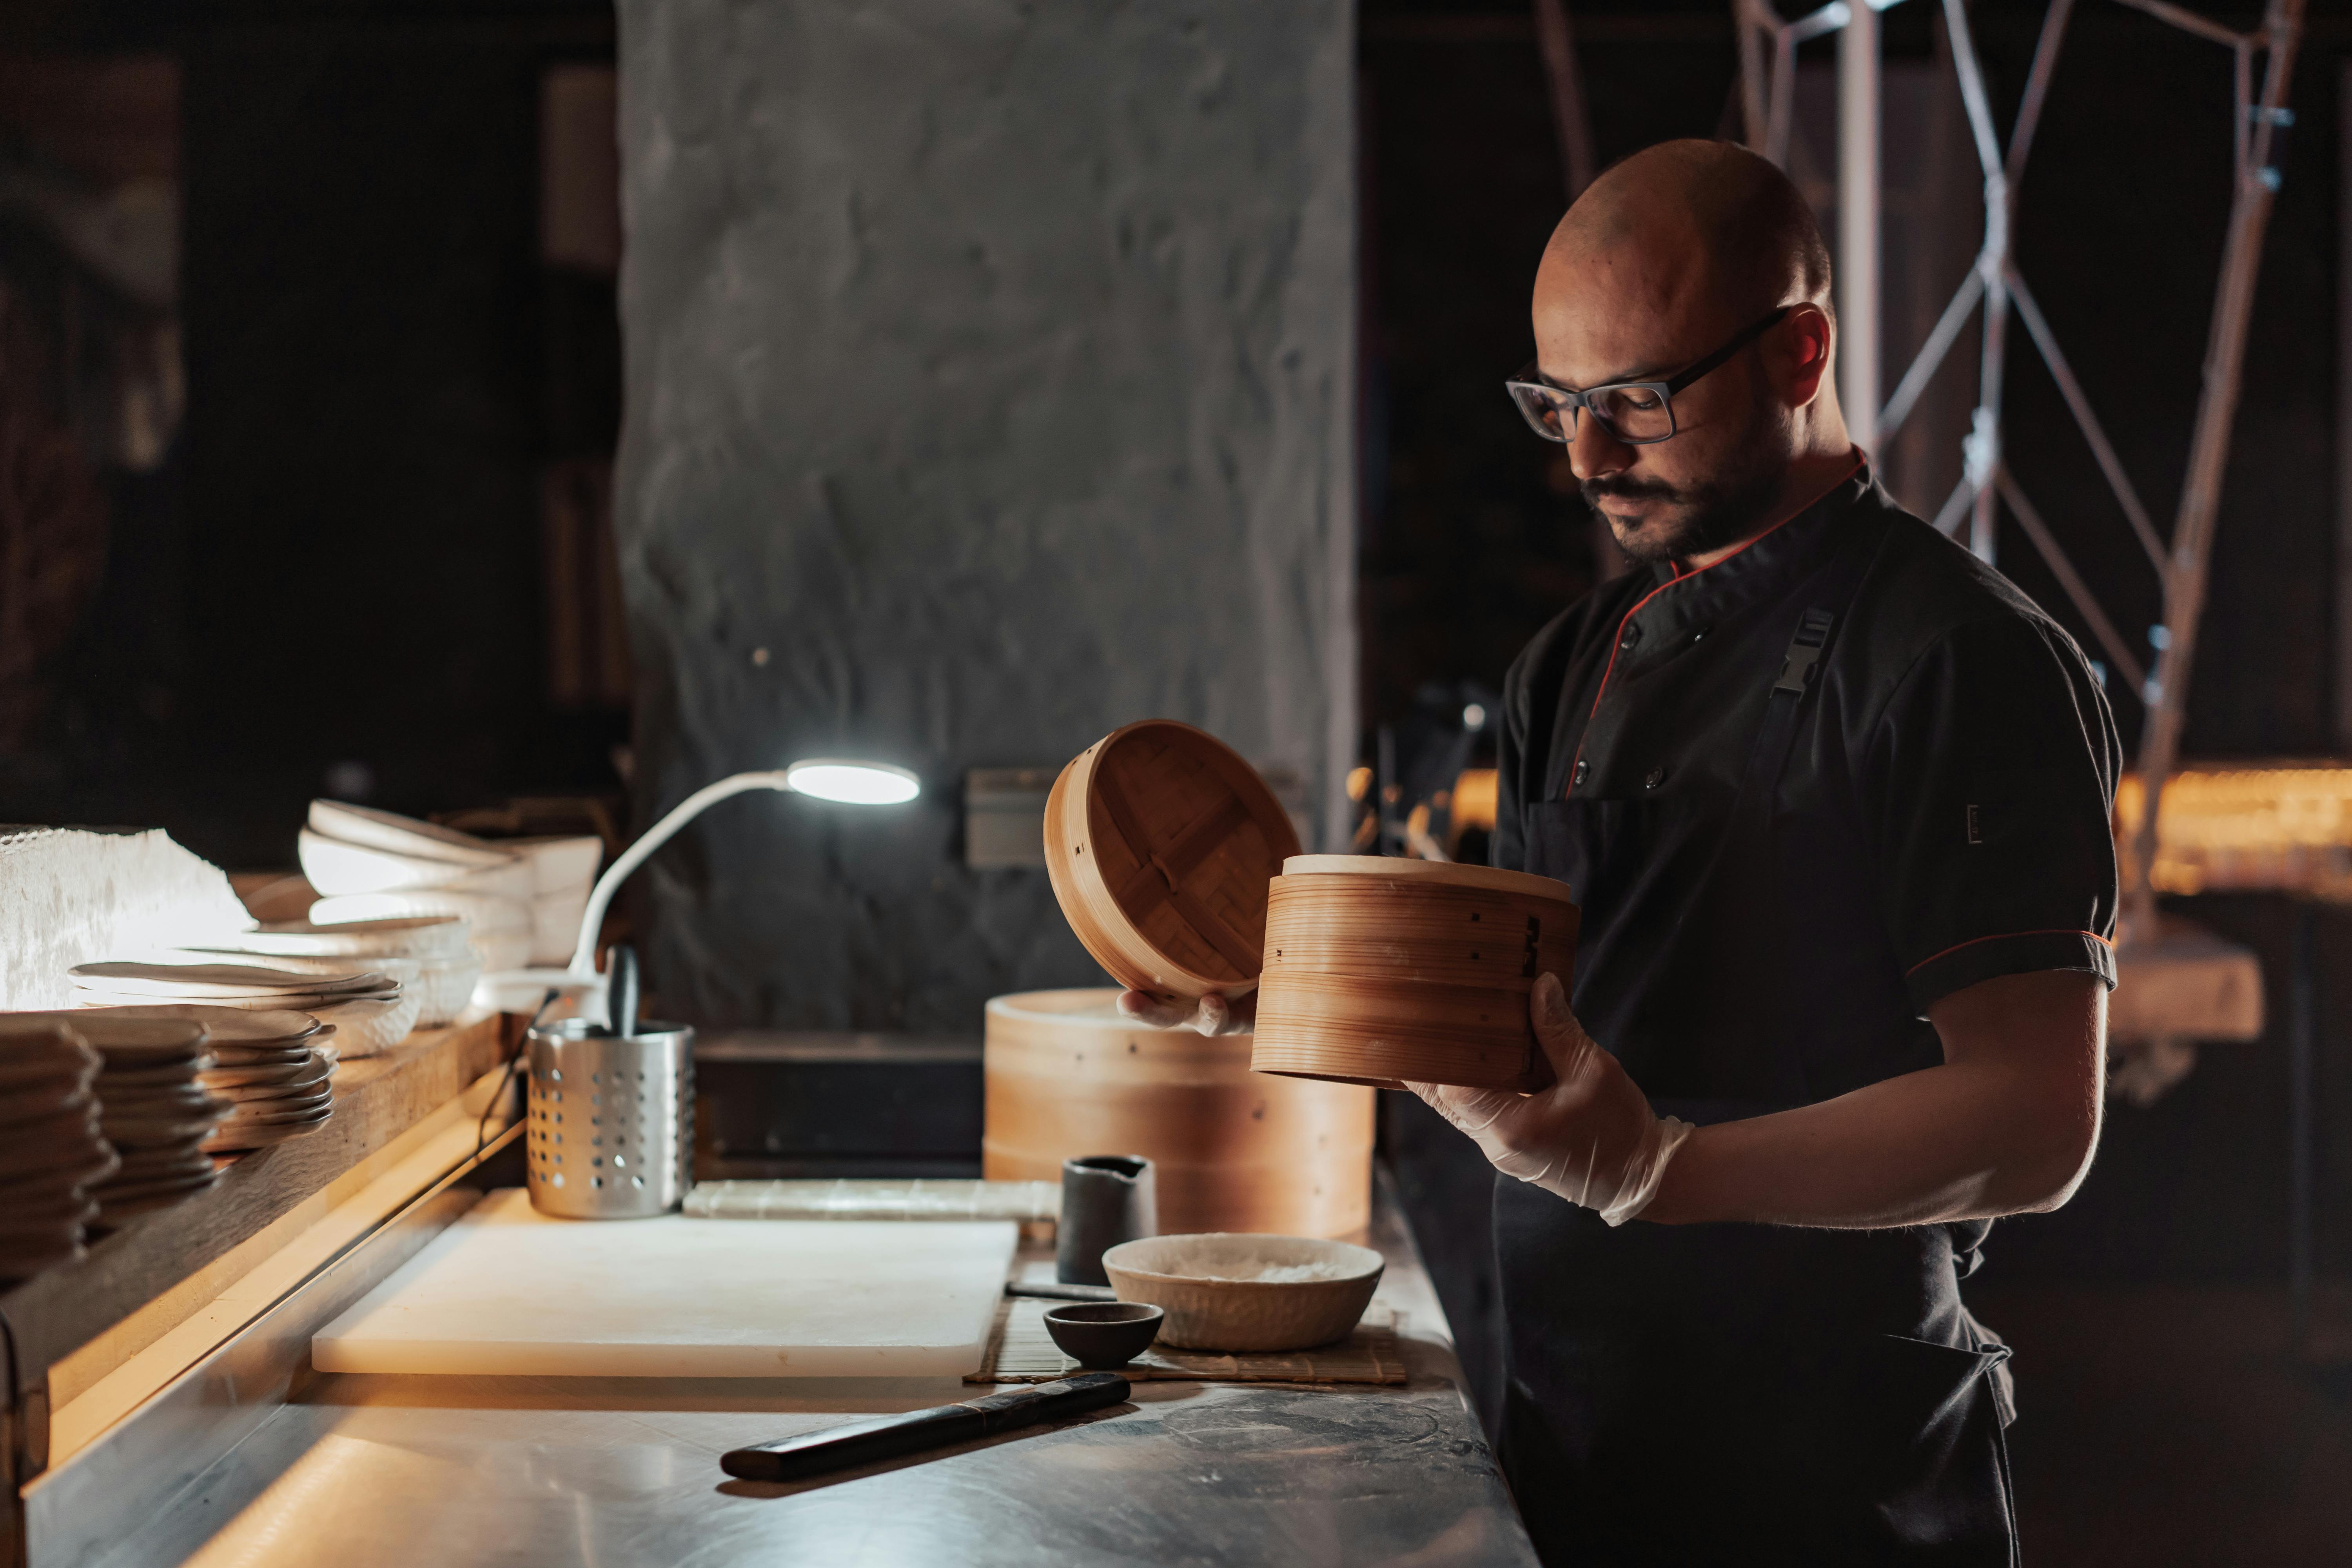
[1529,139,1849,567]
[1540,139,1831,339]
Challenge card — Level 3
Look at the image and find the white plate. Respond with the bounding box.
[174,951,420,986]
[69,961,386,998]
[240,917,473,960]
[74,1004,323,1045]
[309,890,529,936]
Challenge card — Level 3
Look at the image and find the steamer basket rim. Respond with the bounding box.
[1279,855,1575,903]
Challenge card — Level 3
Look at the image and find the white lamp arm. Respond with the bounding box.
[567,771,793,974]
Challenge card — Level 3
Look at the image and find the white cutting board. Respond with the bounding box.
[312,1189,1018,1377]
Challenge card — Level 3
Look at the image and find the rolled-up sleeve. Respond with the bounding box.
[1864,614,2122,1014]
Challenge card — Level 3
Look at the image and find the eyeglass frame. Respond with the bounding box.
[1504,304,1796,446]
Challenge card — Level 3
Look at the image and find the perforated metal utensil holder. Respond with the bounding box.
[525,1017,694,1218]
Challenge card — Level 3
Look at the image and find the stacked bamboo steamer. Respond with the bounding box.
[1009,719,1372,1237]
[983,989,1374,1238]
[1254,856,1578,1092]
[1038,719,1580,1102]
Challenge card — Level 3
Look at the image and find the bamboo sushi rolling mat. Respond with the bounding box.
[968,1296,1408,1385]
[686,1178,1059,1223]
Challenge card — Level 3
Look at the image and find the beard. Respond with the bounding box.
[1581,385,1788,565]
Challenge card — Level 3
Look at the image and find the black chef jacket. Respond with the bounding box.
[1488,462,2119,1566]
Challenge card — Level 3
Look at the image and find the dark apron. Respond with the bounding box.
[1494,538,2020,1567]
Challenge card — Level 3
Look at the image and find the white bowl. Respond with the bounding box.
[301,829,533,898]
[406,955,481,1027]
[307,801,517,869]
[310,891,530,940]
[506,835,603,894]
[1101,1233,1384,1352]
[528,887,592,965]
[310,990,421,1056]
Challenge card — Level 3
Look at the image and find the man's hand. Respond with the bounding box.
[1116,989,1258,1036]
[1406,973,1692,1226]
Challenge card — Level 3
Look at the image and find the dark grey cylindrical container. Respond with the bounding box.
[1057,1154,1158,1285]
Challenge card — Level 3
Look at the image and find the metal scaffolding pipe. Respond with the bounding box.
[1839,0,1881,451]
[2128,0,2307,929]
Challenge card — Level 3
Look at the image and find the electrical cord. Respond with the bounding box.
[475,989,560,1164]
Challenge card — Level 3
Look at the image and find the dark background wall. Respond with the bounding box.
[0,0,622,869]
[612,0,1358,1033]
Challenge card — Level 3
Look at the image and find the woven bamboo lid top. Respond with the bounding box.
[1045,720,1300,995]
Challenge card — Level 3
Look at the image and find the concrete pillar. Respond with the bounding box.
[612,2,1357,1031]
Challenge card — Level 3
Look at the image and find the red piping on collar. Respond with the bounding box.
[1563,452,1867,798]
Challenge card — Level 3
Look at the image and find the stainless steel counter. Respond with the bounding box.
[68,1180,1537,1568]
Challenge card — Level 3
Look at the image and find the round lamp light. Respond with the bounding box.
[783,758,922,806]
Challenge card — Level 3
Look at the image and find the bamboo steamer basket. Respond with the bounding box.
[1251,855,1580,1093]
[984,989,1374,1238]
[1044,719,1301,1000]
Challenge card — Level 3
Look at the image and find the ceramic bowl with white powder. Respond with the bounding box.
[1100,1232,1384,1352]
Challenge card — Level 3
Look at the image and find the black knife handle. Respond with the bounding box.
[719,1372,1130,1483]
[605,945,639,1037]
[1004,1280,1117,1302]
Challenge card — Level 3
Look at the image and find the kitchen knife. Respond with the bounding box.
[719,1372,1129,1483]
[1004,1280,1117,1303]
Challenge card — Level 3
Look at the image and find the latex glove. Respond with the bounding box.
[1407,972,1692,1227]
[1116,989,1256,1037]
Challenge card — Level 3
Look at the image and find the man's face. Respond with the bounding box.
[1531,249,1796,565]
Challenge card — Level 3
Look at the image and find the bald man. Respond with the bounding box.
[1131,141,2117,1563]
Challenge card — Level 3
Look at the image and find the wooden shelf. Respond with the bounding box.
[0,1014,507,1391]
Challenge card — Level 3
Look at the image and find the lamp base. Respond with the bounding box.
[474,966,604,1019]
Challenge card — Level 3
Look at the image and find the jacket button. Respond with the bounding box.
[1618,623,1642,652]
[1572,759,1590,787]
[1644,766,1666,790]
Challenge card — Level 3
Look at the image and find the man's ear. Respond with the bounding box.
[1778,302,1834,408]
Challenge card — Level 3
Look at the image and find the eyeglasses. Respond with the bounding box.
[1504,305,1794,446]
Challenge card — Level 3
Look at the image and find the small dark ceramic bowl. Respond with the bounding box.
[1042,1301,1165,1369]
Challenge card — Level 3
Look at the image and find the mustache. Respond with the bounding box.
[1581,475,1684,508]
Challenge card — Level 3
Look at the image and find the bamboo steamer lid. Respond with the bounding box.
[1251,855,1581,1093]
[1043,720,1300,999]
[983,989,1373,1238]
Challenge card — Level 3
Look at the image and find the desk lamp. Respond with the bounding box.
[475,757,921,1018]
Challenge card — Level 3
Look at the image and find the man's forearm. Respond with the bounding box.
[1637,1051,2098,1229]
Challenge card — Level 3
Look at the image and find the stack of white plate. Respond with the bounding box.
[0,1017,116,1281]
[69,960,420,1057]
[80,1006,339,1152]
[298,802,601,973]
[69,1014,232,1222]
[172,917,480,1029]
